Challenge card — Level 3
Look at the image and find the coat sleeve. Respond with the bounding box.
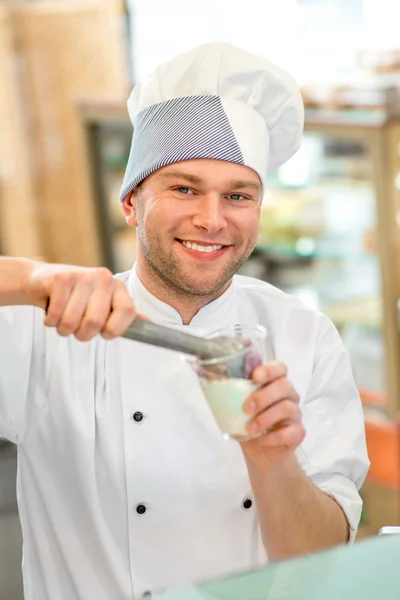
[295,314,370,542]
[0,305,46,443]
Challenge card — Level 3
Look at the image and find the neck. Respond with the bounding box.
[135,257,231,325]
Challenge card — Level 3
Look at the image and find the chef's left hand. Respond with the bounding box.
[241,361,305,469]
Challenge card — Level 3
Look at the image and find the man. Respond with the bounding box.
[0,43,368,600]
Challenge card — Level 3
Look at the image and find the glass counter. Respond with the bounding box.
[155,535,400,600]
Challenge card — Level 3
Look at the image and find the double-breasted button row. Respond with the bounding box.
[135,499,252,516]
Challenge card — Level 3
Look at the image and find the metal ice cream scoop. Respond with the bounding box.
[44,296,246,364]
[120,317,247,362]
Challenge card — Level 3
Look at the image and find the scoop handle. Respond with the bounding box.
[121,317,220,359]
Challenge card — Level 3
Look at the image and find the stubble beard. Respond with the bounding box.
[136,224,255,300]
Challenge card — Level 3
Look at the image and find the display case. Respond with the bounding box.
[244,117,400,419]
[79,98,134,271]
[78,98,400,533]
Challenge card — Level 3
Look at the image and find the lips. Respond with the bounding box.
[177,237,228,246]
[176,238,229,261]
[179,240,224,253]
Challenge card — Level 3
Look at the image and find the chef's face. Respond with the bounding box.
[122,159,262,298]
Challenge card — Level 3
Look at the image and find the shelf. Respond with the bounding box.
[254,243,317,261]
[304,107,392,127]
[77,94,400,128]
[254,242,377,262]
[322,295,382,330]
[264,176,374,194]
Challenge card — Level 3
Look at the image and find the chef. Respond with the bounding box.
[0,43,369,600]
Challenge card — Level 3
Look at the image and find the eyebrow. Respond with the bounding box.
[158,170,202,185]
[158,170,261,192]
[229,179,262,192]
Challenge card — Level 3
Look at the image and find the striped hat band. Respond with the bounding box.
[120,94,267,202]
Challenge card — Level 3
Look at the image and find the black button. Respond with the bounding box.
[243,498,253,510]
[133,412,144,422]
[136,504,147,515]
[143,593,152,599]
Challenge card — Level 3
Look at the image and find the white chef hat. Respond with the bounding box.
[120,43,304,201]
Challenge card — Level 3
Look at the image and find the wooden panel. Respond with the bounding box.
[0,4,42,258]
[367,126,400,419]
[12,0,128,266]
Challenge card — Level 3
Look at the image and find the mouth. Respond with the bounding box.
[175,238,229,261]
[177,239,226,253]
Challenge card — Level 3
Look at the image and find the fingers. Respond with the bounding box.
[73,286,114,341]
[257,422,306,448]
[246,399,301,437]
[240,362,305,458]
[252,361,287,385]
[101,283,137,339]
[55,280,100,337]
[243,375,299,415]
[242,367,303,449]
[44,273,76,328]
[42,267,137,341]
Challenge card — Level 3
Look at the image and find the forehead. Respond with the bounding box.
[148,158,262,189]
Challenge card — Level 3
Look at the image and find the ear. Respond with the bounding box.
[121,189,138,227]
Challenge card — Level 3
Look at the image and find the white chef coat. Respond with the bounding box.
[0,269,369,600]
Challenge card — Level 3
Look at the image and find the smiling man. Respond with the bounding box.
[0,44,369,600]
[123,160,262,323]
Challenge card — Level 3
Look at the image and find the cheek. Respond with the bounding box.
[234,211,260,244]
[144,197,192,229]
[140,198,169,227]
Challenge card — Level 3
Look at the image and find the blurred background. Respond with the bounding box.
[1,0,400,597]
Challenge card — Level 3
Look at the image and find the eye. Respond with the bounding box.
[228,193,246,201]
[175,186,193,195]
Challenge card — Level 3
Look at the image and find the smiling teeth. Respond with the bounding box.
[181,241,223,252]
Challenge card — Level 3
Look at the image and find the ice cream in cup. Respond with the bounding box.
[186,324,268,441]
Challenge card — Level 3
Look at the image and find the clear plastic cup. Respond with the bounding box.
[185,324,267,441]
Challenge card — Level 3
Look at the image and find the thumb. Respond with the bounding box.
[137,312,151,321]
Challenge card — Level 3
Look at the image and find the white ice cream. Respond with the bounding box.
[200,378,260,440]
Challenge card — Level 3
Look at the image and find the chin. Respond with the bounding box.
[179,274,230,297]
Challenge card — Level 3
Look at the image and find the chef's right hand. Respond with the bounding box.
[23,261,137,341]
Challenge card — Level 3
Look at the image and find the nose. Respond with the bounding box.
[191,193,227,234]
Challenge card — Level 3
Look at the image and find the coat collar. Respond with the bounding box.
[128,266,238,329]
